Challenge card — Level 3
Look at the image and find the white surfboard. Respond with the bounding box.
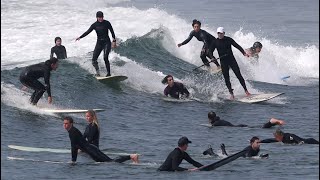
[96,75,128,83]
[41,108,105,114]
[199,123,213,128]
[8,145,135,156]
[162,97,194,102]
[219,93,284,103]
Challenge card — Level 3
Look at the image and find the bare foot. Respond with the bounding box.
[130,154,139,164]
[245,91,251,96]
[230,94,235,100]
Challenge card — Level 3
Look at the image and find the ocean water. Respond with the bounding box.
[1,0,319,179]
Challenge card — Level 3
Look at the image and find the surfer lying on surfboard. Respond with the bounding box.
[206,111,285,128]
[63,116,139,164]
[260,129,319,144]
[162,75,190,99]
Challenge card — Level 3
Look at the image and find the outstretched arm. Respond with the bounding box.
[230,38,247,56]
[76,24,94,41]
[178,31,194,47]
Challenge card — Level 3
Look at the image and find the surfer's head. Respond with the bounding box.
[178,136,192,151]
[162,75,174,85]
[252,42,262,53]
[54,37,62,46]
[63,116,74,131]
[86,110,99,128]
[192,19,201,32]
[250,136,261,150]
[45,57,59,71]
[208,111,217,124]
[273,128,284,141]
[96,11,104,22]
[217,27,225,39]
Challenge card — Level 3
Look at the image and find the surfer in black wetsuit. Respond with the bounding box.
[162,75,190,99]
[245,42,262,62]
[207,111,285,128]
[215,27,250,100]
[76,11,116,77]
[83,110,100,148]
[158,136,203,171]
[63,116,139,164]
[178,19,220,70]
[50,37,67,59]
[260,129,319,144]
[19,58,59,105]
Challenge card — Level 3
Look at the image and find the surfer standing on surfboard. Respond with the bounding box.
[162,75,190,99]
[215,27,250,100]
[177,19,220,72]
[19,57,59,105]
[63,116,139,164]
[76,11,116,77]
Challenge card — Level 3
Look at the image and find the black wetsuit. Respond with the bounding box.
[83,123,100,148]
[210,117,278,128]
[242,146,260,157]
[19,61,53,105]
[215,36,247,94]
[164,82,190,99]
[158,148,203,171]
[181,29,219,67]
[68,126,131,162]
[79,20,116,75]
[260,133,319,144]
[50,45,67,59]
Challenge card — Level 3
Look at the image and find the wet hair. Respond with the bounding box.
[192,19,201,27]
[45,57,58,66]
[252,42,262,49]
[208,111,216,120]
[54,37,61,43]
[250,136,260,144]
[274,128,284,136]
[64,116,74,123]
[161,75,173,84]
[86,110,99,130]
[96,11,103,17]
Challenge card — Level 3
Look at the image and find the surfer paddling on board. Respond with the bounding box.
[158,137,203,171]
[83,110,100,148]
[50,37,67,59]
[260,129,319,144]
[76,11,116,77]
[63,116,139,164]
[215,27,250,100]
[162,75,190,99]
[177,19,220,72]
[19,57,59,105]
[245,42,263,64]
[207,111,285,128]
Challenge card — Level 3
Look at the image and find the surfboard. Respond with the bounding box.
[162,97,194,102]
[8,145,135,156]
[96,75,128,83]
[199,124,213,128]
[199,149,247,171]
[218,93,284,103]
[41,108,105,114]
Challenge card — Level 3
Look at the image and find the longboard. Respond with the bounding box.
[218,93,284,103]
[41,108,105,114]
[8,145,134,156]
[199,149,246,171]
[96,75,128,83]
[162,97,194,102]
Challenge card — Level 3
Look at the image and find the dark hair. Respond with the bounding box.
[64,116,74,123]
[208,111,216,120]
[161,75,173,84]
[54,37,61,43]
[250,136,260,144]
[274,128,284,136]
[253,42,262,49]
[96,11,103,18]
[45,57,58,66]
[192,19,201,27]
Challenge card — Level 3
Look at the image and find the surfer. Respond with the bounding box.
[207,111,285,128]
[83,110,100,148]
[63,116,139,164]
[50,37,67,59]
[245,42,262,64]
[215,27,250,100]
[76,11,116,77]
[260,129,319,144]
[177,19,220,71]
[19,57,59,105]
[162,75,190,99]
[158,136,203,171]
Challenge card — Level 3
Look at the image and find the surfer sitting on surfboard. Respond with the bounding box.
[158,137,203,171]
[260,129,319,144]
[177,19,220,71]
[207,111,285,128]
[75,11,116,77]
[19,57,59,105]
[63,116,139,164]
[162,75,190,99]
[215,27,251,100]
[245,41,263,64]
[83,110,100,148]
